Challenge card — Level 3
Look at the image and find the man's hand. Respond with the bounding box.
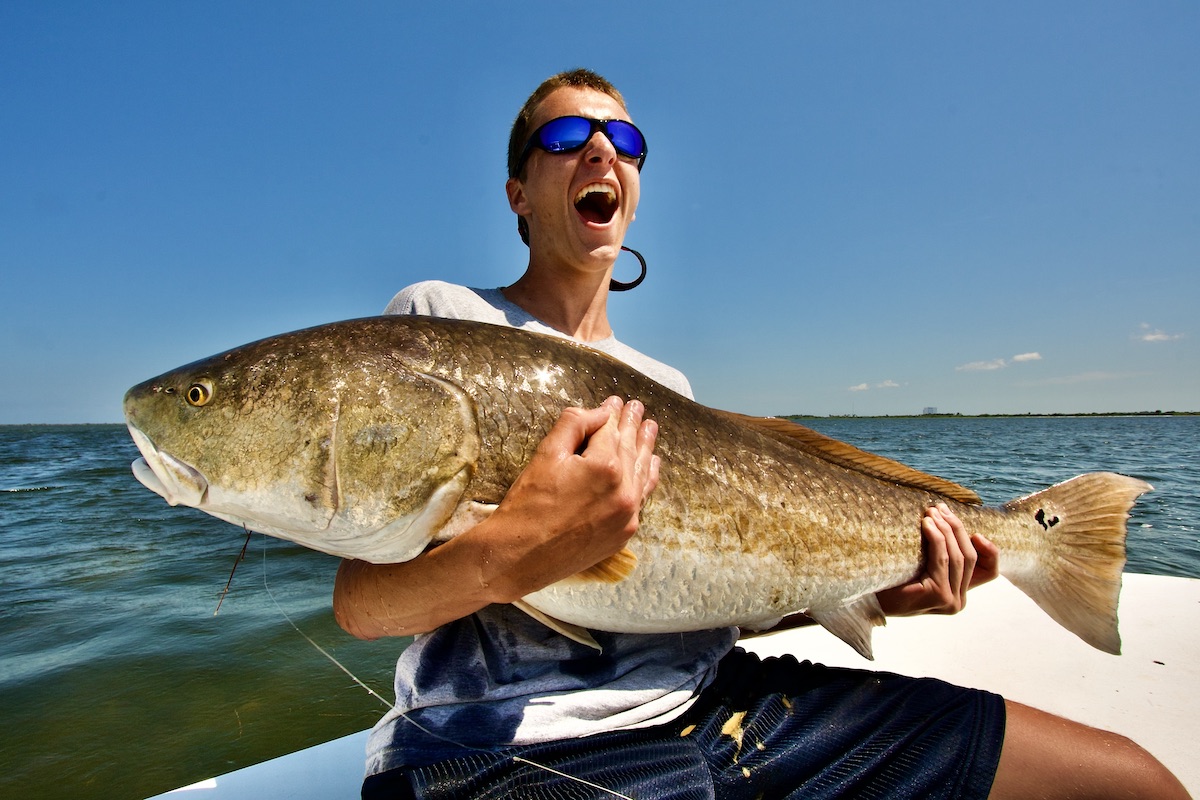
[482,395,660,600]
[876,503,1000,617]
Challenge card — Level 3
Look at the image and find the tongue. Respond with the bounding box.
[577,206,607,224]
[575,195,615,224]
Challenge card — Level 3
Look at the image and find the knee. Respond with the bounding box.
[991,701,1190,800]
[1098,731,1189,799]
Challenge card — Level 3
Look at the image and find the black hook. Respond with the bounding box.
[610,246,647,292]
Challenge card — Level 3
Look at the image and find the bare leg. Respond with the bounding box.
[989,700,1191,800]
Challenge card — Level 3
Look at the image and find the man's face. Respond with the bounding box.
[507,87,641,272]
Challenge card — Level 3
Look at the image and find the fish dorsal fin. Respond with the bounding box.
[715,410,982,506]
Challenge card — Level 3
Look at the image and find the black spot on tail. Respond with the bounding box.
[1034,509,1060,530]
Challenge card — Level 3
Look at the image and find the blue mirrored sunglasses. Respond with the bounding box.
[514,116,647,177]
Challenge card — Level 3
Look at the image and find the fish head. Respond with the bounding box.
[123,321,481,563]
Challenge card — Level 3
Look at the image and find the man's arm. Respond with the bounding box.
[333,397,660,640]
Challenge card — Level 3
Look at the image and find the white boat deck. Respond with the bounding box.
[742,572,1200,795]
[151,573,1200,798]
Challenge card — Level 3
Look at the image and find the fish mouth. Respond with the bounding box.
[127,425,209,508]
[574,182,619,225]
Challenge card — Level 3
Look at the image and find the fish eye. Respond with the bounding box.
[186,380,214,407]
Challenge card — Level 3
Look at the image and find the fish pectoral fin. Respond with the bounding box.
[737,616,783,635]
[513,600,602,652]
[809,594,887,661]
[432,501,498,542]
[567,547,638,583]
[714,410,982,505]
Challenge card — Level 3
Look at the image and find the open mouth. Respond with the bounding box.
[127,424,209,507]
[574,182,618,224]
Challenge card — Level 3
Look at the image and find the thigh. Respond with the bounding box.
[988,700,1189,800]
[363,728,716,800]
[679,649,1006,800]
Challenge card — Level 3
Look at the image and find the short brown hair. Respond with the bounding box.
[506,69,629,179]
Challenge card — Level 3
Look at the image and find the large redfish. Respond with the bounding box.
[124,316,1150,658]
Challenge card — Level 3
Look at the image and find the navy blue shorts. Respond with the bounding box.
[362,648,1006,799]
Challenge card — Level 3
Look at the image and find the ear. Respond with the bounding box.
[506,177,530,216]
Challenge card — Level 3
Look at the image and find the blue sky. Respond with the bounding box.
[2,2,1197,423]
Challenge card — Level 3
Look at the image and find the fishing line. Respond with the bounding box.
[511,758,636,800]
[258,537,394,711]
[213,528,253,616]
[256,535,636,799]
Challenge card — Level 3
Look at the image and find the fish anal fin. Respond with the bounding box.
[513,600,602,652]
[715,410,982,506]
[567,547,638,583]
[809,594,887,660]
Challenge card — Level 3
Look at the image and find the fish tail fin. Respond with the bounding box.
[1001,472,1153,655]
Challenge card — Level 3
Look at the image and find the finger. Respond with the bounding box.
[938,503,978,596]
[635,414,657,453]
[969,534,1000,588]
[922,506,965,612]
[617,399,646,457]
[540,403,618,458]
[921,511,951,590]
[647,454,661,494]
[932,508,960,595]
[614,399,656,471]
[634,419,660,498]
[591,396,627,450]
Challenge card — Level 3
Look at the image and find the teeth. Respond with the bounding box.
[574,182,616,205]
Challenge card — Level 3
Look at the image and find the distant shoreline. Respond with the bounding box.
[3,410,1199,428]
[784,411,1200,420]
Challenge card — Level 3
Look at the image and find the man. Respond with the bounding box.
[335,70,1189,799]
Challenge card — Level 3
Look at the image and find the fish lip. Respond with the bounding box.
[127,424,209,507]
[131,456,169,501]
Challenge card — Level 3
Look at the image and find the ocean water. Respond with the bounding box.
[1,417,1198,799]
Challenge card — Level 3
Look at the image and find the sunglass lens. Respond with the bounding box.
[538,116,594,153]
[606,121,646,159]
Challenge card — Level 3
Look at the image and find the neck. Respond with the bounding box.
[502,262,614,342]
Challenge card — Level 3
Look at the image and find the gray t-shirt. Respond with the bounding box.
[365,281,738,774]
[382,282,694,397]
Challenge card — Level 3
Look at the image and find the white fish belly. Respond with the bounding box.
[523,533,919,634]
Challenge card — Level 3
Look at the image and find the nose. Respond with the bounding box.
[582,130,618,166]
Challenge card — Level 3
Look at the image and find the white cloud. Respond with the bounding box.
[957,352,1043,371]
[847,380,901,392]
[957,358,1007,371]
[1136,323,1183,343]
